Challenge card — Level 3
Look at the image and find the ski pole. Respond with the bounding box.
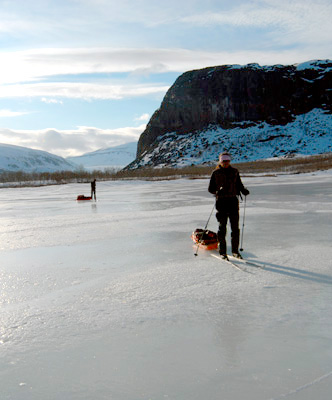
[240,195,247,252]
[194,203,215,257]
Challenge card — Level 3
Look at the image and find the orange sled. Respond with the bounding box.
[191,228,218,250]
[77,195,92,201]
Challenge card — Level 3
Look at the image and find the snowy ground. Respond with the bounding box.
[1,172,332,400]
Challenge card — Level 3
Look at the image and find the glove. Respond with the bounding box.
[242,188,250,196]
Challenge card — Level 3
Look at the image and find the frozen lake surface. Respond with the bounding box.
[1,172,332,400]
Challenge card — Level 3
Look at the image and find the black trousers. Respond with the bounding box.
[216,197,240,255]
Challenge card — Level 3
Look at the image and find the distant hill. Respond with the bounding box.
[128,59,332,169]
[67,141,137,171]
[0,143,77,173]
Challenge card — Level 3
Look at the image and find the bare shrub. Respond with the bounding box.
[0,153,331,186]
[114,153,332,179]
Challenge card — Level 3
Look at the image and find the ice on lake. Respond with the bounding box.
[1,172,332,400]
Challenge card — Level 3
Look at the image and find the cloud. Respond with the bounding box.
[181,2,292,28]
[180,0,332,47]
[180,0,331,28]
[1,1,331,64]
[0,46,319,100]
[0,0,204,32]
[41,98,63,104]
[0,48,184,85]
[0,11,37,34]
[0,125,144,158]
[134,113,150,122]
[0,109,30,117]
[1,46,327,103]
[0,81,170,100]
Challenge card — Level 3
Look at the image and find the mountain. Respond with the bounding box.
[128,60,332,169]
[67,141,137,171]
[0,143,77,173]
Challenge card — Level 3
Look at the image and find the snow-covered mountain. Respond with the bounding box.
[128,108,332,168]
[67,141,137,171]
[0,143,77,173]
[0,142,137,174]
[129,59,332,169]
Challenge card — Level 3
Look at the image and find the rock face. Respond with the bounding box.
[136,60,332,161]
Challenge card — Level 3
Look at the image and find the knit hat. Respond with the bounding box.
[219,152,231,162]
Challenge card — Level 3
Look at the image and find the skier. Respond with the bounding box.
[91,179,96,200]
[208,152,249,259]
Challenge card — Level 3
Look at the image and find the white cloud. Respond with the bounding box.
[0,46,319,99]
[180,0,332,47]
[0,81,170,100]
[0,11,37,34]
[41,98,63,104]
[0,48,186,85]
[181,0,331,28]
[0,125,144,158]
[135,113,150,122]
[181,2,291,27]
[0,46,327,104]
[1,1,331,63]
[0,109,30,117]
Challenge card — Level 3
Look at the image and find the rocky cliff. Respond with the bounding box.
[131,60,332,168]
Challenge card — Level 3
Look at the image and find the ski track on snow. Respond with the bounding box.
[269,370,332,399]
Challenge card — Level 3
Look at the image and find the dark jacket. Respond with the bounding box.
[208,165,247,199]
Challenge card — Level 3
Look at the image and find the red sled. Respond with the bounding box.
[77,195,92,201]
[191,228,218,250]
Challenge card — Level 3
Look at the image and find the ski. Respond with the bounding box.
[229,255,265,269]
[211,253,252,273]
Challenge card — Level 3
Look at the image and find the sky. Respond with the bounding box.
[0,0,331,158]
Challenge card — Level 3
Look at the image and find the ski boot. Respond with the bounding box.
[232,252,243,259]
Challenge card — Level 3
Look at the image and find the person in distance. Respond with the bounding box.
[91,179,97,201]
